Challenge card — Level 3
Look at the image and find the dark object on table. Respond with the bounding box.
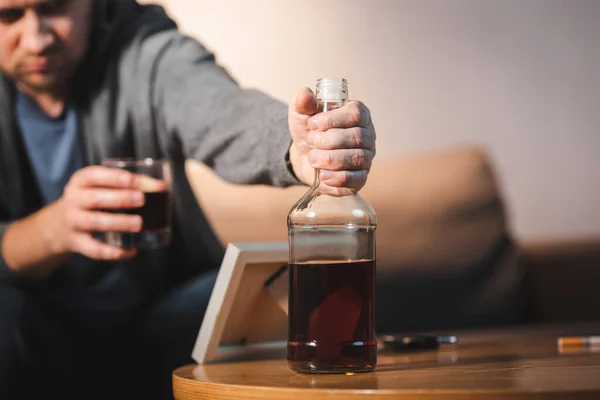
[378,334,458,351]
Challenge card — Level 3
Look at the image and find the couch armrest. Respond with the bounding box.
[518,238,600,323]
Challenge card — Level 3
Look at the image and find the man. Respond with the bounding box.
[0,0,376,398]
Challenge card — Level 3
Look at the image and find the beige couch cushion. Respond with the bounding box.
[186,145,527,331]
[187,146,506,271]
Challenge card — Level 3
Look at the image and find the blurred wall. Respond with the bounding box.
[140,0,600,242]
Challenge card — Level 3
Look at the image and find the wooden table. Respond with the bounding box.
[173,323,600,399]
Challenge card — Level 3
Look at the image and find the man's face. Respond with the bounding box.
[0,0,93,93]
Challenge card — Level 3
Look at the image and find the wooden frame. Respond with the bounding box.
[192,241,290,364]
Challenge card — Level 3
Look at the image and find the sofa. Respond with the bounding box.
[185,145,600,331]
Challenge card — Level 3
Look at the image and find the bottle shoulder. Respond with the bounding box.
[288,190,377,228]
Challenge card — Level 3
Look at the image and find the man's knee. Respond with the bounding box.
[0,284,29,324]
[137,270,218,362]
[138,270,218,399]
[145,269,218,335]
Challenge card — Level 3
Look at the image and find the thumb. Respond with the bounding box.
[290,87,317,115]
[288,87,317,145]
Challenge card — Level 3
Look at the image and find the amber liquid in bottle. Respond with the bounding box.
[287,257,377,373]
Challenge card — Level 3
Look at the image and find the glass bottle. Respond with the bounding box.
[287,78,377,374]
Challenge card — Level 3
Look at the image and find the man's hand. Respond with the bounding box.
[288,87,376,192]
[2,166,166,278]
[52,166,147,260]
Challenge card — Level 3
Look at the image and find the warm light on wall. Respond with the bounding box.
[139,0,600,241]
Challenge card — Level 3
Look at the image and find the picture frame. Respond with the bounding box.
[191,241,290,364]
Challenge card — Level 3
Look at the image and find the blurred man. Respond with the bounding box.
[0,0,376,398]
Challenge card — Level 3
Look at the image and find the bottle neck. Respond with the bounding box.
[312,97,355,196]
[311,171,356,196]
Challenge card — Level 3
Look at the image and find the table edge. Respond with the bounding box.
[172,365,600,395]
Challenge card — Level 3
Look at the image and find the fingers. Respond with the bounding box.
[71,166,167,190]
[137,175,168,193]
[61,166,169,261]
[307,126,376,151]
[320,170,369,190]
[308,148,374,171]
[70,210,143,233]
[72,233,137,261]
[308,100,371,130]
[77,189,145,210]
[297,95,376,192]
[70,166,139,189]
[67,166,167,210]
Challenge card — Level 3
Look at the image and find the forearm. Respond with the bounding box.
[147,33,300,187]
[0,201,68,280]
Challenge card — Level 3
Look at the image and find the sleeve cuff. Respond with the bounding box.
[264,108,304,188]
[284,141,302,185]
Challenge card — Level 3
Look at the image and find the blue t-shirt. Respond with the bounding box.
[14,93,145,325]
[15,92,83,205]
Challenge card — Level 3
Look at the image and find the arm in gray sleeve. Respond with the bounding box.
[148,33,301,187]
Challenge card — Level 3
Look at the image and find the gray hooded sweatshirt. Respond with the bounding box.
[0,0,298,318]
